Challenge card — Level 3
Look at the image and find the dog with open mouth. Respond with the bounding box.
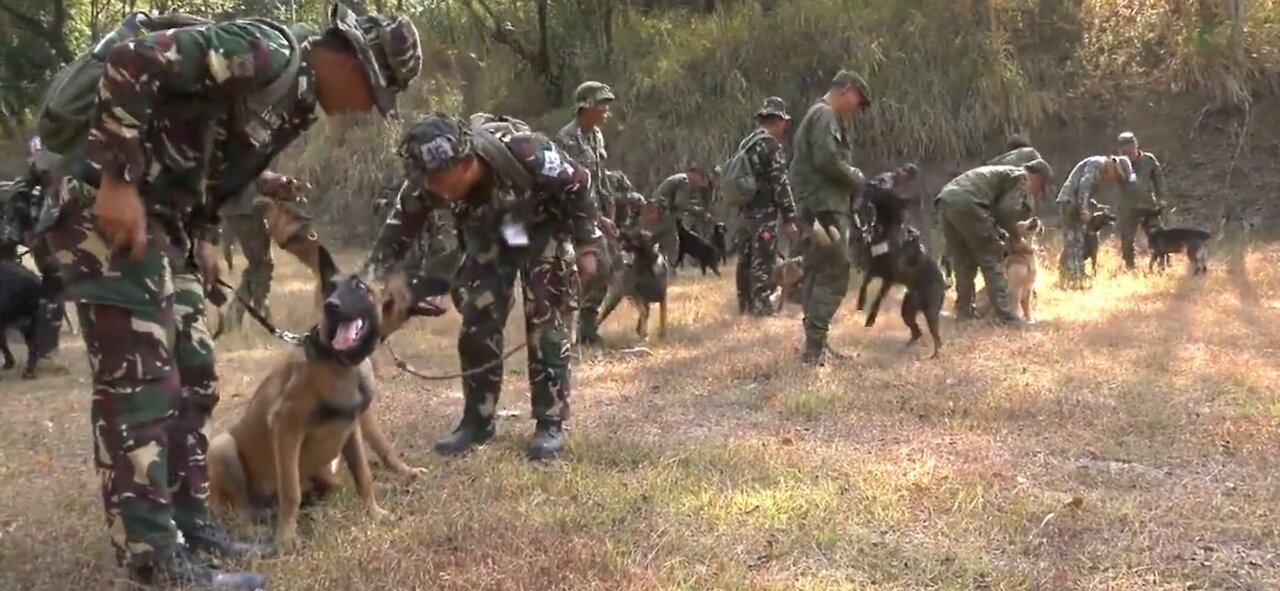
[207,246,449,551]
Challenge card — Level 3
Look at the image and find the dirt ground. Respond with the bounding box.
[2,235,1279,591]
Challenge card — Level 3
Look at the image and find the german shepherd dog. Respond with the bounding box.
[853,229,946,358]
[598,228,670,341]
[1083,203,1119,277]
[207,247,448,550]
[1004,217,1043,322]
[1139,206,1210,275]
[675,219,722,276]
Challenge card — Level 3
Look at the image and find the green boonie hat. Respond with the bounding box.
[330,3,423,117]
[831,69,872,104]
[1022,158,1053,181]
[755,96,790,120]
[1117,131,1137,146]
[398,113,473,177]
[574,81,616,110]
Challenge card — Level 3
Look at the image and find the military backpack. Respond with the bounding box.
[719,129,770,208]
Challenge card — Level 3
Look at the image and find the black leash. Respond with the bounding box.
[382,338,527,381]
[211,277,306,345]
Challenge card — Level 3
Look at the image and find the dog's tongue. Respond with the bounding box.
[332,318,365,351]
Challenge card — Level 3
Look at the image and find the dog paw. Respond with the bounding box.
[368,505,392,520]
[21,371,35,380]
[399,466,429,480]
[275,531,301,553]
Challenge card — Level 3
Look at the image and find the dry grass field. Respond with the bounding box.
[2,239,1279,590]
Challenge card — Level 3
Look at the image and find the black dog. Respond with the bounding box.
[0,261,59,379]
[1140,209,1210,275]
[710,222,728,265]
[854,230,946,358]
[675,220,721,276]
[1083,207,1119,277]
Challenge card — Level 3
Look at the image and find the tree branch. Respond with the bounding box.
[0,0,74,63]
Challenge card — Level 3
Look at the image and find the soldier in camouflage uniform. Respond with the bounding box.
[44,6,420,588]
[790,70,871,364]
[557,81,619,345]
[1115,132,1168,270]
[605,170,646,230]
[365,113,602,461]
[734,97,798,316]
[649,167,712,272]
[217,187,275,330]
[1056,155,1135,286]
[936,160,1054,324]
[987,135,1043,167]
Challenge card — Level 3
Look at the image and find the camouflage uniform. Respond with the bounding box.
[987,146,1043,167]
[218,187,274,329]
[735,98,796,316]
[790,71,870,360]
[1057,155,1134,283]
[45,9,420,585]
[366,114,600,460]
[648,172,705,267]
[557,81,616,345]
[935,160,1051,321]
[1115,132,1167,269]
[605,171,645,230]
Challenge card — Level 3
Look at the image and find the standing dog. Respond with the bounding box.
[207,247,447,550]
[1140,207,1210,275]
[598,228,670,341]
[1083,207,1119,277]
[711,222,729,265]
[0,261,59,379]
[675,220,722,276]
[1003,218,1042,322]
[854,230,946,358]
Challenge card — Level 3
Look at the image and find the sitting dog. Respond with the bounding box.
[675,220,722,276]
[0,261,59,379]
[711,222,729,265]
[1004,218,1043,322]
[207,247,448,550]
[598,228,670,341]
[1140,207,1210,275]
[1083,206,1119,277]
[854,228,946,358]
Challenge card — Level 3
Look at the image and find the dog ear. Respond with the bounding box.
[317,245,339,293]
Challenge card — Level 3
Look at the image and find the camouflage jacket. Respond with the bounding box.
[938,165,1032,236]
[1118,151,1166,213]
[82,20,320,240]
[654,173,711,222]
[1057,156,1131,210]
[789,101,864,215]
[986,146,1042,167]
[367,131,600,276]
[556,120,610,218]
[741,131,796,223]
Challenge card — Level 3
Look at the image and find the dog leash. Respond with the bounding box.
[382,338,528,381]
[211,277,306,346]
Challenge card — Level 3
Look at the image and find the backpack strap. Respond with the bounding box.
[240,18,302,113]
[471,125,536,192]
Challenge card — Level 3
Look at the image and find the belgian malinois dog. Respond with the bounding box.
[207,246,448,550]
[598,228,670,341]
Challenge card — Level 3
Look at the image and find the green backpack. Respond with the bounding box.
[719,129,769,208]
[37,11,301,156]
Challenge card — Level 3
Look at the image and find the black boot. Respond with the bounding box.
[134,547,268,590]
[183,523,275,560]
[528,420,566,461]
[801,334,825,366]
[433,419,496,457]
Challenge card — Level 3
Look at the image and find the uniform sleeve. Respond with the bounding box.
[365,181,438,278]
[809,108,865,190]
[1150,154,1169,203]
[530,141,601,247]
[89,21,294,186]
[753,137,796,222]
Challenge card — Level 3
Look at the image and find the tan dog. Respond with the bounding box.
[207,247,447,550]
[771,256,805,312]
[1003,217,1042,323]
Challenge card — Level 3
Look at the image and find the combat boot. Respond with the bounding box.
[184,523,275,560]
[135,547,268,590]
[576,312,602,346]
[801,334,826,366]
[433,419,496,457]
[528,420,566,460]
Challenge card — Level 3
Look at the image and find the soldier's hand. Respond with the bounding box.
[94,176,148,259]
[577,247,599,282]
[195,240,221,287]
[782,222,799,240]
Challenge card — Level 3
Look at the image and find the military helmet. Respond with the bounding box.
[755,96,791,121]
[831,69,872,105]
[398,113,473,176]
[1022,158,1054,181]
[329,3,423,117]
[574,81,616,111]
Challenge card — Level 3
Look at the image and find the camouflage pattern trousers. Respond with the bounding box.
[222,209,274,328]
[736,217,779,316]
[576,235,615,343]
[1059,215,1087,285]
[799,209,852,345]
[46,180,218,572]
[453,245,576,426]
[1117,212,1144,269]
